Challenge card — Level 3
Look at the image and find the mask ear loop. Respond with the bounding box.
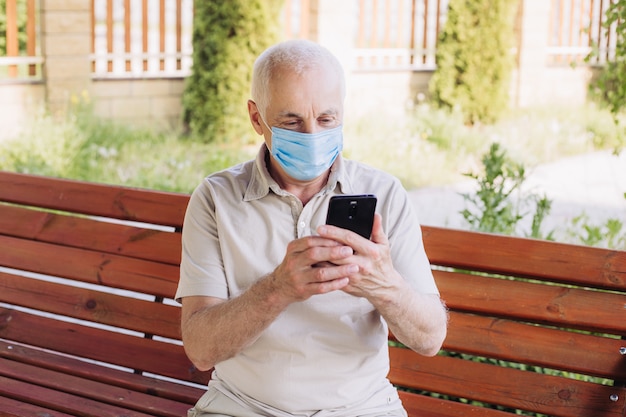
[254,102,272,133]
[255,106,276,164]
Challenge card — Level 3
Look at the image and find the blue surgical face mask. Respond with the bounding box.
[262,117,343,181]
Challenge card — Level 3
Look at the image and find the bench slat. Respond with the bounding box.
[0,396,75,417]
[398,391,514,417]
[437,270,626,334]
[0,272,180,339]
[389,347,626,417]
[0,308,209,385]
[423,226,626,291]
[0,171,188,227]
[0,204,182,265]
[0,375,157,417]
[0,358,191,417]
[445,312,626,381]
[0,340,204,405]
[0,235,178,298]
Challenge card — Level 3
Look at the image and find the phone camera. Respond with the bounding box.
[348,201,358,220]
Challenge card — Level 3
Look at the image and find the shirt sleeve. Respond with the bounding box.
[382,179,439,296]
[175,180,230,302]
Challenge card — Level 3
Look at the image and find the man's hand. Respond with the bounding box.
[181,234,360,371]
[316,214,400,302]
[316,214,448,357]
[268,235,358,306]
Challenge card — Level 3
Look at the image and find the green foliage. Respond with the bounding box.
[0,95,255,193]
[460,143,625,248]
[0,0,28,55]
[567,213,626,249]
[588,0,626,138]
[528,194,553,240]
[182,0,283,143]
[461,143,554,239]
[429,0,519,125]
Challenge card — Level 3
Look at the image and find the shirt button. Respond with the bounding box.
[298,221,306,229]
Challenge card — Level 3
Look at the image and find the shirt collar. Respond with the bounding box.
[243,145,273,201]
[243,144,354,201]
[327,154,354,194]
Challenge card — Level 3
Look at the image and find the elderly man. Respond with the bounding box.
[176,39,447,417]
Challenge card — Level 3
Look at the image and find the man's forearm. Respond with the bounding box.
[376,283,448,357]
[181,274,288,371]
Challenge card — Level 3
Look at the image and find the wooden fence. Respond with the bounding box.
[91,0,193,78]
[0,0,41,80]
[353,0,447,70]
[0,0,620,81]
[548,0,618,65]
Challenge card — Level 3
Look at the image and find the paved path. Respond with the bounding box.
[409,150,626,239]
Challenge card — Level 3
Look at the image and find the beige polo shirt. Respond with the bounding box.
[176,145,438,415]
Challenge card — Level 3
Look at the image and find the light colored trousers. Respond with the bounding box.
[187,387,409,417]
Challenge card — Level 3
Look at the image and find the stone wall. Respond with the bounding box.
[40,0,92,116]
[0,83,45,140]
[91,79,185,130]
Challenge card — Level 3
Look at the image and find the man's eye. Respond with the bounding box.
[283,121,300,129]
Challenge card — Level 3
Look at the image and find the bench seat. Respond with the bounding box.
[1,171,625,417]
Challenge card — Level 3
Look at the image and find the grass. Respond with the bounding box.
[0,97,623,195]
[344,102,623,189]
[0,103,258,193]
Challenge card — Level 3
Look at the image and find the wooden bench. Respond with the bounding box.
[0,171,625,417]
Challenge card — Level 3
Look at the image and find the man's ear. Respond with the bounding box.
[248,100,264,136]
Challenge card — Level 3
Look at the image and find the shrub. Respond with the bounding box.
[460,143,554,239]
[0,96,255,193]
[587,1,626,149]
[566,214,626,250]
[182,0,282,144]
[429,0,519,125]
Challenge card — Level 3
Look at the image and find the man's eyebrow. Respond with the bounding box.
[320,108,339,116]
[277,111,302,119]
[276,108,339,119]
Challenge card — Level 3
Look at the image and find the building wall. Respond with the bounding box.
[1,0,598,141]
[91,79,185,130]
[0,84,46,140]
[40,0,92,117]
[511,0,594,108]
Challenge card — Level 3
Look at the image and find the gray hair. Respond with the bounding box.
[251,39,346,118]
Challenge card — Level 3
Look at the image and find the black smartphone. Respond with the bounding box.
[325,194,377,239]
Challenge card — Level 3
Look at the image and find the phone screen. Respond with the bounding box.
[325,194,377,239]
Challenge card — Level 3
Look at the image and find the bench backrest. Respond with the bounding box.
[0,171,211,388]
[395,226,626,417]
[1,171,625,417]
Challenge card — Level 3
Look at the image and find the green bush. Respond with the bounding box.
[182,0,282,143]
[566,214,626,249]
[429,0,519,125]
[461,142,626,248]
[460,143,554,239]
[0,97,255,193]
[587,1,626,149]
